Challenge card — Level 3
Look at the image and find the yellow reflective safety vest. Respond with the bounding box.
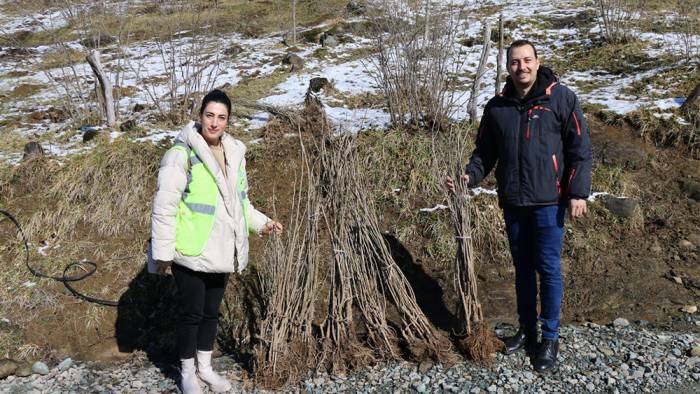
[170,140,253,256]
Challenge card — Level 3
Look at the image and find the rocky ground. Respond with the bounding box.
[2,317,700,393]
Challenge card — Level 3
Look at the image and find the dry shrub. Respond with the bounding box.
[365,0,471,133]
[627,108,700,158]
[24,138,163,240]
[1,156,59,199]
[596,0,638,44]
[259,91,333,139]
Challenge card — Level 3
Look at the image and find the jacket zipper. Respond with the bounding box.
[552,154,561,195]
[525,105,551,140]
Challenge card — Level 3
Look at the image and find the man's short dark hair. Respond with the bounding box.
[507,39,538,62]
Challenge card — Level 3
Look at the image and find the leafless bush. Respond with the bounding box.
[119,2,225,124]
[597,0,638,43]
[365,0,471,133]
[675,0,700,63]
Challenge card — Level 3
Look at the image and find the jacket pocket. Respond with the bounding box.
[532,156,559,203]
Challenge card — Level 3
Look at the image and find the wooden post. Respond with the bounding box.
[468,23,492,123]
[424,0,431,43]
[292,0,297,46]
[495,14,504,96]
[86,50,116,126]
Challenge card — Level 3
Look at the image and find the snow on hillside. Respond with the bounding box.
[0,0,697,161]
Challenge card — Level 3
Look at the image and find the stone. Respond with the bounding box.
[346,0,366,15]
[0,359,18,379]
[600,196,638,218]
[309,77,332,93]
[681,305,698,314]
[321,33,339,48]
[14,362,32,377]
[673,276,684,285]
[690,346,700,357]
[119,119,137,132]
[613,318,630,328]
[679,240,694,249]
[82,129,100,143]
[680,180,700,202]
[57,358,72,371]
[282,53,304,72]
[599,346,615,357]
[224,44,243,57]
[31,361,49,375]
[417,360,433,374]
[416,383,427,393]
[687,357,700,367]
[22,141,44,161]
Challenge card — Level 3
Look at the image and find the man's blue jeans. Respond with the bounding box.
[503,204,566,340]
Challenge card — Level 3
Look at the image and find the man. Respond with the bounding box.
[447,40,592,372]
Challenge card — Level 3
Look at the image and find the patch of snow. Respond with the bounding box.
[22,281,37,288]
[419,204,449,213]
[326,106,390,133]
[37,244,50,256]
[471,187,498,196]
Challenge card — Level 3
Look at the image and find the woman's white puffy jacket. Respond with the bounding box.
[151,121,269,273]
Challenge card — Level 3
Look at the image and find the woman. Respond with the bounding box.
[151,89,282,394]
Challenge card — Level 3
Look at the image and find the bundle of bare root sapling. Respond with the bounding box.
[443,132,501,361]
[322,135,455,364]
[255,134,323,387]
[319,137,398,366]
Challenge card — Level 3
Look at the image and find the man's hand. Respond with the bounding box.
[261,220,284,236]
[446,174,470,193]
[569,198,587,220]
[154,260,172,275]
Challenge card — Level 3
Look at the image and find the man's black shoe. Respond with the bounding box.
[533,339,559,373]
[502,327,538,355]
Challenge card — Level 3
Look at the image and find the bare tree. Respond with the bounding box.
[292,0,297,46]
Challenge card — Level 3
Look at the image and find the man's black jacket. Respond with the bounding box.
[465,67,592,207]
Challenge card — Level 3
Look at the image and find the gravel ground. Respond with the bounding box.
[1,321,699,393]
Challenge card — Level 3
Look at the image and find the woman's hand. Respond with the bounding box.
[261,220,284,236]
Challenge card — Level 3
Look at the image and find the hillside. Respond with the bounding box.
[0,0,699,392]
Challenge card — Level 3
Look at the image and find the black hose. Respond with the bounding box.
[0,208,134,307]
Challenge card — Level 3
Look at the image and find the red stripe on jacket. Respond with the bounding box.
[572,111,581,136]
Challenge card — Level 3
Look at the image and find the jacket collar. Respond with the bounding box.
[502,66,558,103]
[177,121,245,217]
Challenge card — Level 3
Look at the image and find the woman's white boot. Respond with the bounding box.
[180,358,203,394]
[196,350,232,393]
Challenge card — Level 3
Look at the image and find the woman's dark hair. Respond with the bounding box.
[199,89,231,117]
